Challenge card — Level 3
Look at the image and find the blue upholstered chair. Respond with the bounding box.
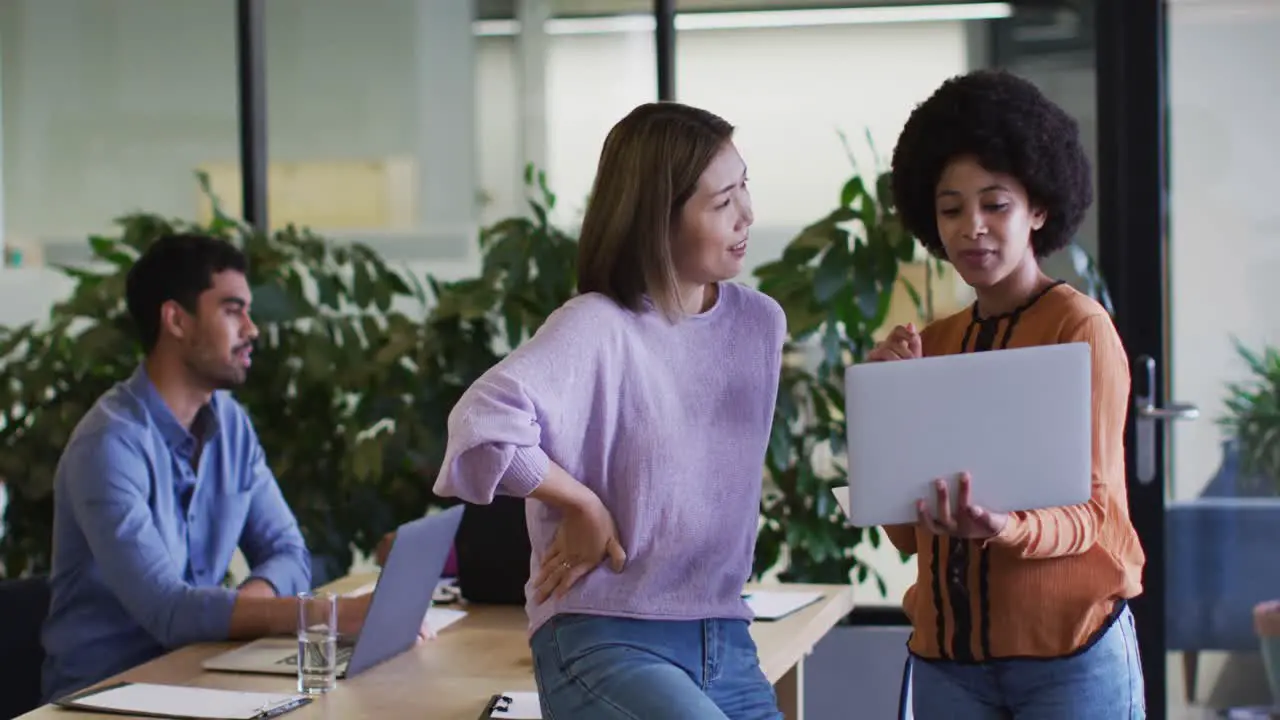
[1166,440,1280,702]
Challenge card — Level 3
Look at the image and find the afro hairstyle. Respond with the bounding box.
[889,69,1093,260]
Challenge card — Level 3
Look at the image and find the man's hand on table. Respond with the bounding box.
[374,532,396,566]
[339,580,436,644]
[337,592,374,637]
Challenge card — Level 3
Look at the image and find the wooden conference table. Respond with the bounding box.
[22,574,854,720]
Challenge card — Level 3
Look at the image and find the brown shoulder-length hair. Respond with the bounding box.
[577,101,734,320]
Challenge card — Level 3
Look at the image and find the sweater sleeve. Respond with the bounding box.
[433,297,609,505]
[985,313,1130,558]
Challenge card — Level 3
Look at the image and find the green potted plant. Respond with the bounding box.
[426,165,577,351]
[1219,339,1280,493]
[751,144,931,591]
[386,165,578,550]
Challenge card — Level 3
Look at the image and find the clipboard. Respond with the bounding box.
[478,691,542,719]
[55,681,312,719]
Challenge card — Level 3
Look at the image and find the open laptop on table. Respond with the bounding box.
[841,342,1092,528]
[202,504,465,679]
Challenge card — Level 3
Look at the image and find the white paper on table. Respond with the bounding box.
[427,606,467,632]
[63,683,306,720]
[743,590,824,620]
[341,580,468,634]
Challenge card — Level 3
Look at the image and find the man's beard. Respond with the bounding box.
[185,345,248,390]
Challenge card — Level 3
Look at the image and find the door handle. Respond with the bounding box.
[1136,402,1200,421]
[1133,354,1199,484]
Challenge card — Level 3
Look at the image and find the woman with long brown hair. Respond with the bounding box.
[435,101,786,719]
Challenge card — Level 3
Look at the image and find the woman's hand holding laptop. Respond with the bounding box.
[915,474,1009,540]
[866,324,1010,540]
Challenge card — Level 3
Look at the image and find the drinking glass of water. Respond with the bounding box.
[296,591,338,694]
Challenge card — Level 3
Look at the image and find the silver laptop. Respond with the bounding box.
[842,342,1092,528]
[202,505,465,678]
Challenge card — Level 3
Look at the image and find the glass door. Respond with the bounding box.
[1100,1,1280,718]
[1163,2,1280,717]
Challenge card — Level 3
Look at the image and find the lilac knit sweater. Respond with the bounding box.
[433,281,786,633]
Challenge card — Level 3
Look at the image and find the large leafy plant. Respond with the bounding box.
[1218,338,1280,492]
[382,166,578,502]
[429,166,577,351]
[0,178,431,578]
[0,168,576,581]
[751,146,932,589]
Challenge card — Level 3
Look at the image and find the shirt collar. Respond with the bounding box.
[126,365,221,453]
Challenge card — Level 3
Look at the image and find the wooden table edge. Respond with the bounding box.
[18,579,856,719]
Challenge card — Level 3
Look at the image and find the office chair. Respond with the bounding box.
[455,497,530,605]
[0,575,51,718]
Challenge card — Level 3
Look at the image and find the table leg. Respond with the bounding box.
[775,655,805,720]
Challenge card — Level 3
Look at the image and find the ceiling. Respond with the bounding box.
[475,0,1033,20]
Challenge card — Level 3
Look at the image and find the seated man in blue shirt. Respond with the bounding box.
[41,233,372,702]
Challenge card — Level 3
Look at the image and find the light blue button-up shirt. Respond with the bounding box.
[41,366,310,702]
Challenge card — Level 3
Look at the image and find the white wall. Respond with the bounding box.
[0,0,968,288]
[0,0,240,243]
[677,22,967,229]
[503,20,969,286]
[534,22,967,279]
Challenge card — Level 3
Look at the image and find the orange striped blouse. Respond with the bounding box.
[882,282,1145,661]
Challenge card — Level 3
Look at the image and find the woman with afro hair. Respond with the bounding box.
[868,69,1147,718]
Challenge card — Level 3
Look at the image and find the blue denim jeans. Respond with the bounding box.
[530,613,783,719]
[910,604,1146,719]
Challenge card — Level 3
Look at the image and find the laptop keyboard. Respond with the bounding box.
[276,644,354,667]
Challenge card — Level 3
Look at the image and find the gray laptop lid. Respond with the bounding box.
[344,504,465,678]
[842,342,1092,528]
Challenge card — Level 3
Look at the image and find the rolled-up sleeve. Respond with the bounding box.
[238,436,311,596]
[433,297,607,505]
[65,432,238,649]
